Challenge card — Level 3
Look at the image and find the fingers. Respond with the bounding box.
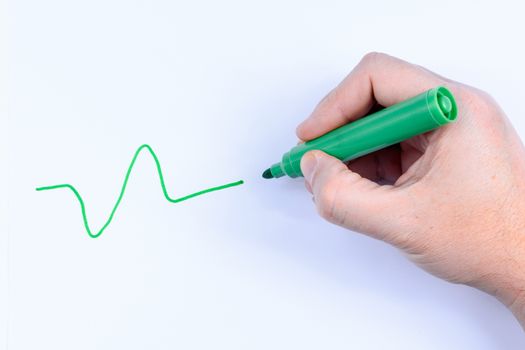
[296,52,448,141]
[301,150,411,244]
[346,145,403,184]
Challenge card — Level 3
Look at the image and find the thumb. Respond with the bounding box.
[300,150,411,245]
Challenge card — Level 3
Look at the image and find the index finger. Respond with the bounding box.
[296,52,449,141]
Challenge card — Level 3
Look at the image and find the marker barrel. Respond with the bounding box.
[269,86,457,178]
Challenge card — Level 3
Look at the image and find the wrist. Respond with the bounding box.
[500,237,525,328]
[474,215,525,327]
[508,290,525,329]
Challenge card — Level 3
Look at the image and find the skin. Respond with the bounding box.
[297,52,525,328]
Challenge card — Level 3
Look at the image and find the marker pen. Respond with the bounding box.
[262,86,457,179]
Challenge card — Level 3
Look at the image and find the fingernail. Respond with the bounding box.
[301,152,317,184]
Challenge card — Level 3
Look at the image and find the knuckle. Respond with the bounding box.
[359,51,387,67]
[317,88,338,109]
[458,85,505,125]
[315,175,344,222]
[459,86,484,106]
[458,85,493,109]
[316,192,335,221]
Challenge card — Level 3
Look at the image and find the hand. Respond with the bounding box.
[297,52,525,327]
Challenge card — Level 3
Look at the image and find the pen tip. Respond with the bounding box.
[262,168,274,179]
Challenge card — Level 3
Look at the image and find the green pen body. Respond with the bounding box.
[266,86,458,179]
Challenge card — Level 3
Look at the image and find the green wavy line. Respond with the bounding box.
[36,144,244,238]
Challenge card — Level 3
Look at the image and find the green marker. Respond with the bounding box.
[262,86,457,179]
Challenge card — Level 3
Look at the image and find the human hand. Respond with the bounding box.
[297,52,525,327]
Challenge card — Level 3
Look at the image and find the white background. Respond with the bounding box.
[1,0,7,347]
[5,0,525,348]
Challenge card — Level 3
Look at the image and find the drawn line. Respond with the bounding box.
[36,144,244,238]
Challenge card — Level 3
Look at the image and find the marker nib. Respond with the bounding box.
[262,168,274,179]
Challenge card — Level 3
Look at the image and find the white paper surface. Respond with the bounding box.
[6,0,525,348]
